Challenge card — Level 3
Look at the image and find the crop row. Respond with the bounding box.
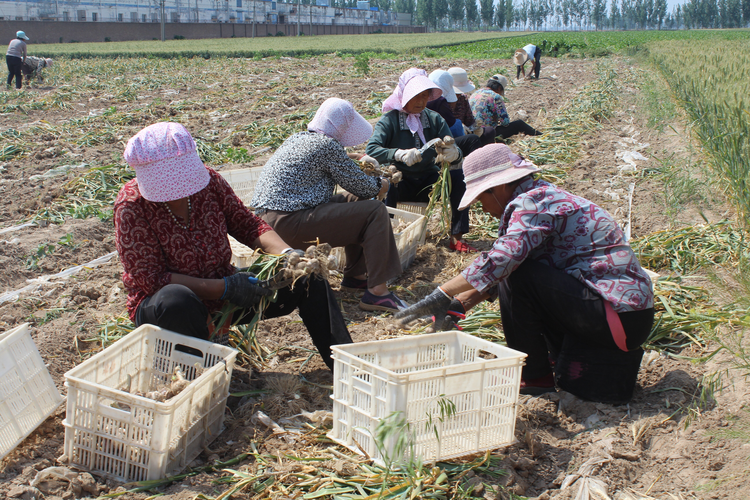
[649,38,750,227]
[431,29,750,59]
[31,31,521,59]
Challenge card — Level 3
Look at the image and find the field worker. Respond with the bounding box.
[447,66,495,146]
[5,30,29,90]
[22,56,53,86]
[469,74,542,140]
[396,144,655,404]
[114,122,352,370]
[426,70,483,156]
[252,98,408,313]
[514,44,541,80]
[366,68,477,254]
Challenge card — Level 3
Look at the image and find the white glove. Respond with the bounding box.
[395,148,422,167]
[462,124,472,135]
[359,154,379,169]
[472,126,484,138]
[436,139,460,164]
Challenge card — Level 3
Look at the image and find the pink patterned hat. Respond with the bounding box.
[308,98,373,147]
[124,122,210,202]
[458,144,540,210]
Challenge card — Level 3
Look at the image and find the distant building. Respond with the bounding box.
[0,0,411,26]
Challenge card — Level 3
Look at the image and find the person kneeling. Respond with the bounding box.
[397,144,655,404]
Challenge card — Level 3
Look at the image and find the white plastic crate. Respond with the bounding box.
[220,167,265,208]
[389,206,427,271]
[396,201,428,216]
[0,323,64,461]
[228,235,260,269]
[63,325,237,482]
[329,331,526,465]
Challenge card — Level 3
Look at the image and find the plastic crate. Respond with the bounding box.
[219,167,264,208]
[396,201,428,216]
[0,323,64,461]
[389,206,427,271]
[328,331,526,465]
[63,325,238,483]
[228,235,260,269]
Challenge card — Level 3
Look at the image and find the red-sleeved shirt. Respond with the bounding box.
[114,167,272,320]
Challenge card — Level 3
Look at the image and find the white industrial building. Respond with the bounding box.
[0,0,410,26]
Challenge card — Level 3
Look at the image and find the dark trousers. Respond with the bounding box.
[498,259,654,403]
[135,276,352,370]
[6,56,22,89]
[261,193,402,287]
[386,168,469,236]
[516,48,541,79]
[496,120,541,139]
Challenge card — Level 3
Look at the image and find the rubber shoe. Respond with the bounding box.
[520,373,556,396]
[340,276,368,292]
[359,291,408,313]
[449,240,478,253]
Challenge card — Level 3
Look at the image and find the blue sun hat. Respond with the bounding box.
[16,31,29,41]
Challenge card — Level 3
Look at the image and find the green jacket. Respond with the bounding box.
[366,109,460,178]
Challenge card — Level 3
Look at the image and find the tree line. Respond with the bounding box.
[318,0,750,30]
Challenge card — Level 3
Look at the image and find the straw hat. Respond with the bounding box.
[124,122,210,203]
[428,70,457,103]
[513,49,529,66]
[308,98,372,147]
[447,67,475,94]
[458,144,540,210]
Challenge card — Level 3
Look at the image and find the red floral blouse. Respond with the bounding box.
[114,168,272,320]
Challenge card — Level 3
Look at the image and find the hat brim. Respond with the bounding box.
[513,53,529,66]
[338,113,373,147]
[135,150,210,202]
[458,162,539,211]
[453,82,475,94]
[401,76,441,108]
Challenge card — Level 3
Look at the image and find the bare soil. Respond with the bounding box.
[1,54,748,499]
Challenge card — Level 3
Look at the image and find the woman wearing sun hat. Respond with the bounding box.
[514,43,540,80]
[366,68,476,253]
[114,122,352,370]
[427,69,483,155]
[252,98,408,313]
[470,74,541,140]
[447,67,495,147]
[6,31,29,90]
[396,143,655,404]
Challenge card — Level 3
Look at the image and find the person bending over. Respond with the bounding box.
[397,144,655,404]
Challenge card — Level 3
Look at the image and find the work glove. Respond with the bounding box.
[395,287,453,330]
[395,148,422,167]
[221,272,273,310]
[434,298,467,331]
[472,126,484,138]
[435,136,460,164]
[462,123,472,135]
[359,154,380,169]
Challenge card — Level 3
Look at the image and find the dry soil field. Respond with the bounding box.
[0,53,749,500]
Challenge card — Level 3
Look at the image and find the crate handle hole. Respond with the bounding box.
[175,344,204,359]
[477,350,497,360]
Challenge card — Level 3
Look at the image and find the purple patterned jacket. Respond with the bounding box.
[462,178,653,312]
